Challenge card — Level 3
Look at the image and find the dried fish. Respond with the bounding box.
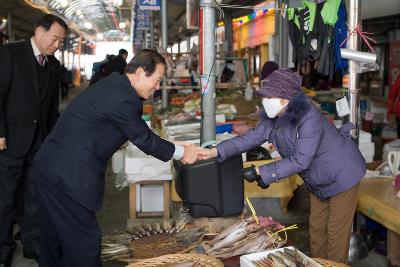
[162,219,172,233]
[142,223,153,232]
[275,251,297,267]
[175,218,189,233]
[132,225,146,236]
[152,222,163,233]
[125,226,143,238]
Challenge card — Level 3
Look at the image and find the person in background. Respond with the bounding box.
[0,14,67,266]
[105,48,128,75]
[387,75,400,138]
[198,68,366,264]
[260,61,279,82]
[91,54,110,75]
[59,64,70,100]
[89,63,108,85]
[34,49,201,266]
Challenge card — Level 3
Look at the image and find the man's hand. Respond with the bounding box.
[181,145,202,164]
[197,147,218,160]
[0,138,6,150]
[173,141,195,147]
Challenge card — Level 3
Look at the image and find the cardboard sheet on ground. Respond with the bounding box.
[357,177,400,235]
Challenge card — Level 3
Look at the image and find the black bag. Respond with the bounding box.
[174,155,244,217]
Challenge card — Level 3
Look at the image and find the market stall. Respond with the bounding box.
[357,177,400,266]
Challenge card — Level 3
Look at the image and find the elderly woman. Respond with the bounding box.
[199,68,366,263]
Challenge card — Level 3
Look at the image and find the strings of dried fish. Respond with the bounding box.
[202,216,286,259]
[101,219,201,262]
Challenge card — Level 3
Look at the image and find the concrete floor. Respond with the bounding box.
[10,83,389,267]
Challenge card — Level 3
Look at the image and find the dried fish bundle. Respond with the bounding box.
[202,216,286,259]
[102,220,204,262]
[252,247,323,267]
[101,243,132,261]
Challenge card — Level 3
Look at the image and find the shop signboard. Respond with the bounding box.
[138,0,160,11]
[389,41,400,87]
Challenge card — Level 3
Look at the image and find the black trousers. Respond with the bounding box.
[396,116,400,138]
[0,130,41,257]
[36,174,102,267]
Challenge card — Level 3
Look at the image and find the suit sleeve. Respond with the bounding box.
[47,61,60,131]
[110,99,175,161]
[0,46,12,137]
[216,119,273,162]
[259,110,323,184]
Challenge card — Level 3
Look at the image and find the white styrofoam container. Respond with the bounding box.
[136,184,164,212]
[359,130,372,143]
[240,246,323,267]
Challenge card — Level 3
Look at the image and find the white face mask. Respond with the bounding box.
[262,98,288,118]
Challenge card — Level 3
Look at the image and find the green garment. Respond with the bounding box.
[321,0,341,25]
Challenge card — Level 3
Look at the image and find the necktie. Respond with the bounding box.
[38,54,45,66]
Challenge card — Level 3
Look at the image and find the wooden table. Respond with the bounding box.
[129,180,170,220]
[357,177,400,266]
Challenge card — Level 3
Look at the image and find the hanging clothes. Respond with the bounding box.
[287,0,344,79]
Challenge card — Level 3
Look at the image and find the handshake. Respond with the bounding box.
[175,142,218,164]
[176,142,269,189]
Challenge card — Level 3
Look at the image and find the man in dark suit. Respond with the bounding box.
[0,15,67,266]
[34,49,201,266]
[105,48,128,75]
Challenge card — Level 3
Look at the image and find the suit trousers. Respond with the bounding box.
[0,128,41,257]
[309,183,360,263]
[36,174,102,267]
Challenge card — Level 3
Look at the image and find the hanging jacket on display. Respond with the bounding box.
[288,0,344,79]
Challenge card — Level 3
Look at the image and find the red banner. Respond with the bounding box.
[389,41,400,87]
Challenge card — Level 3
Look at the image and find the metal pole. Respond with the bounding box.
[161,0,168,108]
[224,14,233,57]
[277,0,288,67]
[347,0,368,262]
[7,12,12,41]
[150,12,154,49]
[348,0,361,139]
[200,0,216,144]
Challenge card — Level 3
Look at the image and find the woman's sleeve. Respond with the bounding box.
[216,119,273,162]
[259,111,323,184]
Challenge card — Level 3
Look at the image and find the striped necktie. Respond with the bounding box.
[38,54,45,66]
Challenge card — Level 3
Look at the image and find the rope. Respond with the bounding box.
[245,195,259,225]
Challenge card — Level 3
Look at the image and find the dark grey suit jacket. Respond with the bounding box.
[35,73,175,211]
[0,40,60,157]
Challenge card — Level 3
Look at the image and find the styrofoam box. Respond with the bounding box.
[136,184,164,212]
[125,157,170,175]
[359,130,372,143]
[240,246,323,267]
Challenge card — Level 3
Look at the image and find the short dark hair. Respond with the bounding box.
[125,49,166,77]
[35,14,68,33]
[119,49,128,56]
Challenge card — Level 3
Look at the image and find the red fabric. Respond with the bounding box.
[388,75,400,116]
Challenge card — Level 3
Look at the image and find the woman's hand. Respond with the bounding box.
[197,147,218,160]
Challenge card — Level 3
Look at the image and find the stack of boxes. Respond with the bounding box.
[359,130,375,163]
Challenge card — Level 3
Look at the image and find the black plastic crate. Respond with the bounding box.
[174,155,244,217]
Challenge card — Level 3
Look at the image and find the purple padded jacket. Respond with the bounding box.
[216,92,366,200]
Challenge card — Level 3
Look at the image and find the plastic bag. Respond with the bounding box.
[112,149,129,190]
[383,139,400,163]
[356,62,380,73]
